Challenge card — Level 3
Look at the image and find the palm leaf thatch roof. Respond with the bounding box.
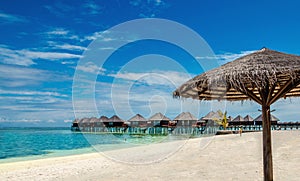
[109,115,124,122]
[173,48,300,103]
[254,114,279,122]
[173,48,300,180]
[73,118,81,123]
[173,112,198,121]
[244,115,254,121]
[81,118,90,123]
[232,115,245,122]
[99,115,109,122]
[148,112,171,121]
[201,111,221,120]
[128,114,147,122]
[89,117,99,123]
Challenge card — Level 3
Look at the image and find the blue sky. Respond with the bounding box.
[1,0,300,127]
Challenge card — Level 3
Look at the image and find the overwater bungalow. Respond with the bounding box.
[172,112,198,134]
[200,111,217,121]
[148,112,171,127]
[244,115,254,122]
[243,115,254,125]
[95,116,109,127]
[200,111,221,127]
[229,115,245,126]
[173,112,198,127]
[127,114,148,134]
[89,117,99,127]
[104,115,125,127]
[128,114,147,127]
[71,111,298,135]
[254,114,279,125]
[80,118,91,127]
[71,118,81,131]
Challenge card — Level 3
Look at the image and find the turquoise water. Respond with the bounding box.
[0,127,181,163]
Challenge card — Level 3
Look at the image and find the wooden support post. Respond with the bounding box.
[262,104,273,181]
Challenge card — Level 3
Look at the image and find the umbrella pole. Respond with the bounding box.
[262,104,273,181]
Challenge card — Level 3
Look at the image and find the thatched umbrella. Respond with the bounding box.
[173,48,300,180]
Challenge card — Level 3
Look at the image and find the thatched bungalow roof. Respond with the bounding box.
[73,118,81,124]
[232,115,245,122]
[99,115,109,122]
[109,115,124,122]
[201,111,215,120]
[201,111,221,120]
[81,118,90,123]
[254,114,280,122]
[244,115,254,122]
[173,112,198,121]
[128,114,147,122]
[89,117,99,123]
[148,112,171,121]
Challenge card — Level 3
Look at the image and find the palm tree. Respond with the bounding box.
[212,110,228,130]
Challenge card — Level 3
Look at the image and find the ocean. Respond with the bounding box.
[0,127,188,163]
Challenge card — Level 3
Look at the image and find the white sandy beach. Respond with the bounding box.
[0,130,299,181]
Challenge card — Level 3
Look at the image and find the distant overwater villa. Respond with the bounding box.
[71,111,300,135]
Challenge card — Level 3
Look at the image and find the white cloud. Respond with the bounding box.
[216,50,256,64]
[83,2,102,15]
[54,44,87,51]
[76,62,106,74]
[64,119,73,123]
[196,50,257,65]
[0,64,49,87]
[81,31,117,42]
[47,119,56,123]
[61,61,76,65]
[21,50,82,60]
[44,2,103,18]
[44,28,80,40]
[0,46,35,66]
[0,64,71,88]
[46,28,69,35]
[0,89,67,97]
[130,0,169,18]
[0,46,82,66]
[109,71,193,87]
[99,47,115,50]
[0,118,41,123]
[0,12,27,23]
[92,80,201,120]
[82,31,103,41]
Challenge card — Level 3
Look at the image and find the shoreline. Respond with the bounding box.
[1,130,299,180]
[0,132,210,164]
